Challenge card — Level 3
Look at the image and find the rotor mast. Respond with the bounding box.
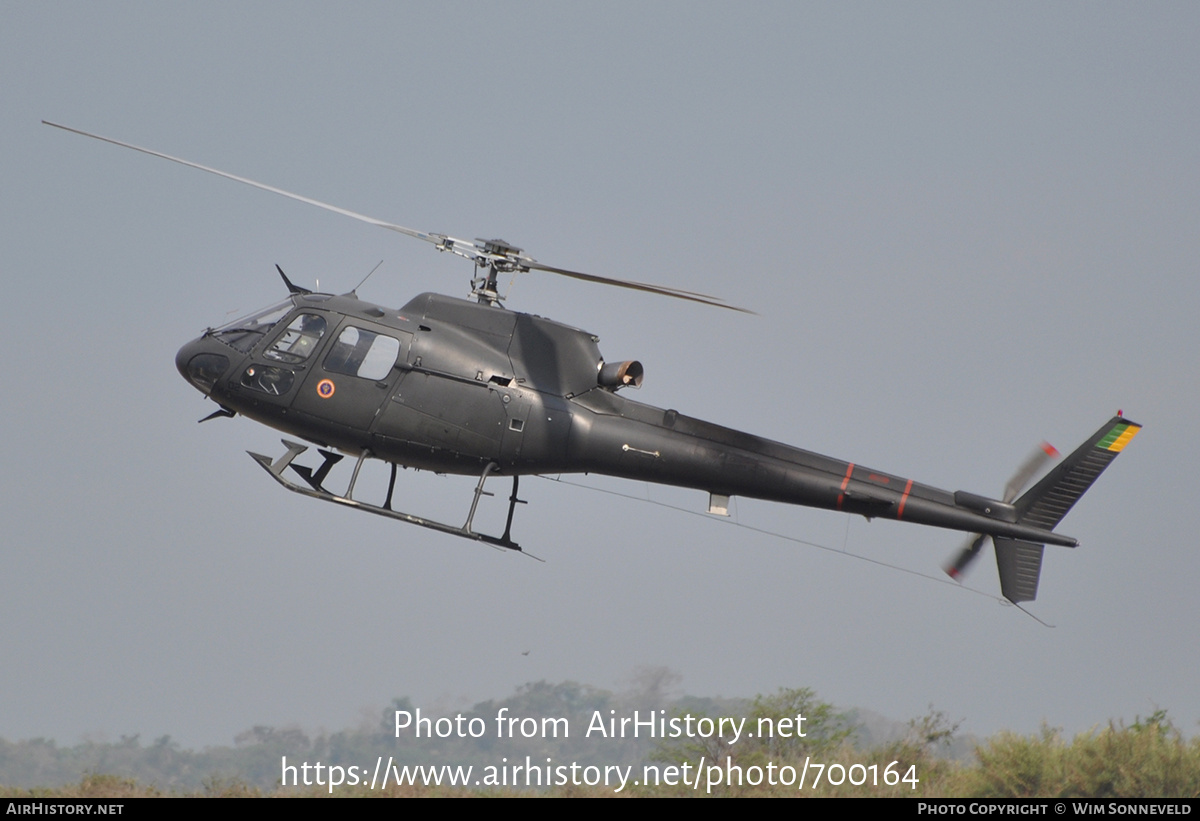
[466,238,526,307]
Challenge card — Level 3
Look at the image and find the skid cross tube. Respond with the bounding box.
[248,440,523,551]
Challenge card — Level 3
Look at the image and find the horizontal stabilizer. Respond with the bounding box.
[1016,416,1141,532]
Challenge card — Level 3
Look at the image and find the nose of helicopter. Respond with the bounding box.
[175,336,231,395]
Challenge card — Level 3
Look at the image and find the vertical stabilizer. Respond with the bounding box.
[1015,416,1141,532]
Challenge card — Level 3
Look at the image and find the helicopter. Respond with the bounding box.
[44,121,1141,604]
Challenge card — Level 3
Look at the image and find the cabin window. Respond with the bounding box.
[324,326,400,380]
[265,314,327,364]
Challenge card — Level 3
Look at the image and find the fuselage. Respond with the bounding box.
[176,290,1075,547]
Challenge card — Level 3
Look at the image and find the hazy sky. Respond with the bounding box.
[3,2,1198,752]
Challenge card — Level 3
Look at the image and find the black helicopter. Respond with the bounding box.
[45,121,1141,604]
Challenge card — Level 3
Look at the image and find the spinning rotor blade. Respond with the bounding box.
[525,260,755,313]
[1002,441,1059,504]
[943,441,1061,581]
[42,121,446,247]
[945,534,988,581]
[43,121,750,312]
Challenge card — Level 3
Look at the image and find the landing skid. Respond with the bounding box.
[248,440,530,554]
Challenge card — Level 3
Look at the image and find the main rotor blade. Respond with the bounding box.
[44,120,751,312]
[526,260,755,313]
[42,120,453,247]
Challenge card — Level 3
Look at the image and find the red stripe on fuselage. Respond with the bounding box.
[836,463,855,510]
[897,478,914,518]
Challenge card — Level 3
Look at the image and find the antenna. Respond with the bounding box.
[352,260,385,295]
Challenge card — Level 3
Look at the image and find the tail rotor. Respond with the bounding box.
[943,442,1060,581]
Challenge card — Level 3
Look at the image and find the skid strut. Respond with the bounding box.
[248,440,527,552]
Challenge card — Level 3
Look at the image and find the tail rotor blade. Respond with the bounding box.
[945,533,989,581]
[1003,441,1060,503]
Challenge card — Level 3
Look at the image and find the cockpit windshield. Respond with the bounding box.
[209,300,293,353]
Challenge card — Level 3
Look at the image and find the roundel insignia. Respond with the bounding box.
[316,378,336,399]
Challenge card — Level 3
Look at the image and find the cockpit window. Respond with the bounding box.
[265,313,327,364]
[324,326,400,380]
[211,301,292,353]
